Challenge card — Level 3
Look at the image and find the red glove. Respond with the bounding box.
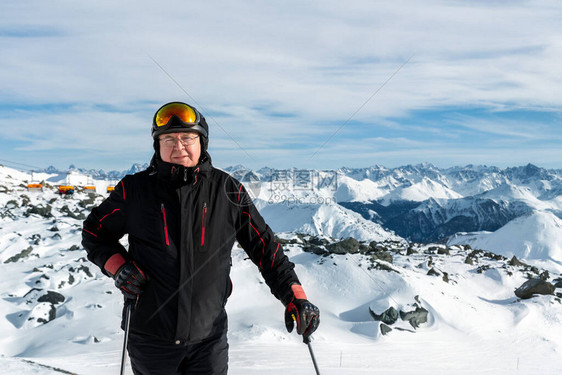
[284,284,320,340]
[105,254,148,300]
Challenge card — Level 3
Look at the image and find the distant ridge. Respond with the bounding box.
[5,162,560,261]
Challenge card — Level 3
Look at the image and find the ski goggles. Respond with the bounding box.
[152,102,208,138]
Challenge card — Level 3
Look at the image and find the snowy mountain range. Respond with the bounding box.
[234,162,562,263]
[1,162,561,374]
[41,163,149,181]
[22,162,562,264]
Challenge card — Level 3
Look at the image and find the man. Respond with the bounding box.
[82,102,320,374]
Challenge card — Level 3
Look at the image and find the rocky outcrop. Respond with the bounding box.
[326,237,361,254]
[4,246,34,263]
[25,204,53,218]
[370,298,430,334]
[514,278,555,299]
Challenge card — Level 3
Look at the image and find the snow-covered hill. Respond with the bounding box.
[448,211,562,266]
[1,164,562,374]
[378,176,463,204]
[257,201,400,242]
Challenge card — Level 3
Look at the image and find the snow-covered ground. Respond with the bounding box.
[1,165,561,374]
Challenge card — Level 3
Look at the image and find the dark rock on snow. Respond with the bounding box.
[326,237,360,254]
[400,306,429,329]
[369,306,399,325]
[514,278,555,299]
[37,291,65,305]
[380,323,393,335]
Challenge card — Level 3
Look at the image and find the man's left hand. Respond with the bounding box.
[284,298,320,339]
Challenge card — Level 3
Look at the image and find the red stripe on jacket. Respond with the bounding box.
[271,243,280,268]
[237,184,243,202]
[242,211,266,270]
[82,228,98,238]
[97,208,121,230]
[99,208,120,223]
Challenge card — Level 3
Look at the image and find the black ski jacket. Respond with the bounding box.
[82,153,300,343]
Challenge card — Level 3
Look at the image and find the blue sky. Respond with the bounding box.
[1,1,561,172]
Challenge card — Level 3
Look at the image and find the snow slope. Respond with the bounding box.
[258,201,400,242]
[333,175,386,203]
[478,183,553,211]
[448,210,562,267]
[379,177,463,205]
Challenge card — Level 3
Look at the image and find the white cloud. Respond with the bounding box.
[0,0,561,170]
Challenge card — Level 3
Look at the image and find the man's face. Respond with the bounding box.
[159,132,201,167]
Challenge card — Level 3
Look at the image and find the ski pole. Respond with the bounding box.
[120,300,133,375]
[303,336,321,375]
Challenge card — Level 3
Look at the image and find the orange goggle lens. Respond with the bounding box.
[154,103,198,127]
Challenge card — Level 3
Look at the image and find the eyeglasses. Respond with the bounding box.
[159,135,200,148]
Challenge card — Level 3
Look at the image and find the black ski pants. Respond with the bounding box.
[127,330,228,375]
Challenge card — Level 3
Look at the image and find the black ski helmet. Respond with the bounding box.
[152,102,209,152]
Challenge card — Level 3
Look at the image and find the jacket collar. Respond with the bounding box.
[149,151,212,186]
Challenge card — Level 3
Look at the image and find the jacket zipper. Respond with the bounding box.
[161,203,169,246]
[201,202,207,247]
